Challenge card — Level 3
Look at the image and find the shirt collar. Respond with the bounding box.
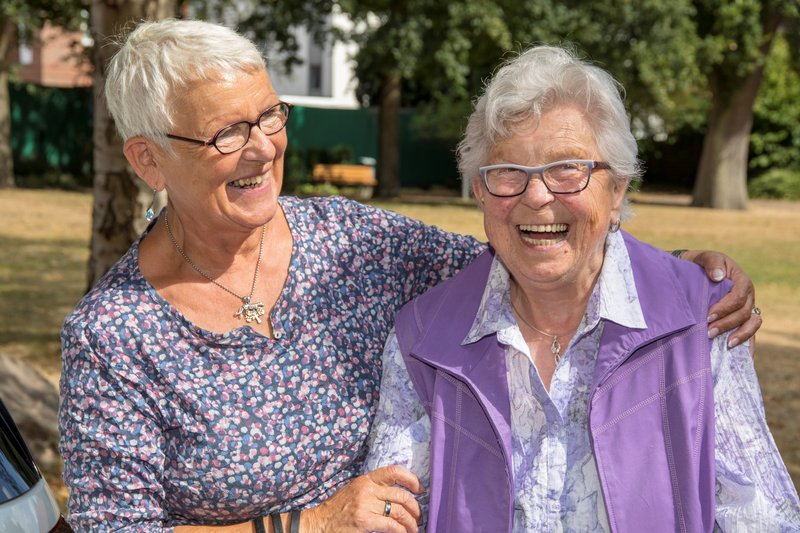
[463,231,647,345]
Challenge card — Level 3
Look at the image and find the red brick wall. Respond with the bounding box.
[17,23,92,88]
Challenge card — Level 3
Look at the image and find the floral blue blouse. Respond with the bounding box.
[58,196,483,531]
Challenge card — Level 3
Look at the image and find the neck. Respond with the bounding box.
[509,274,596,336]
[162,206,275,275]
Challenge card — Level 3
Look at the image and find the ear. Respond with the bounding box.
[123,136,166,191]
[471,177,485,208]
[609,178,629,222]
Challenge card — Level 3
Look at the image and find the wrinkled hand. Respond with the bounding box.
[304,466,422,533]
[682,250,761,350]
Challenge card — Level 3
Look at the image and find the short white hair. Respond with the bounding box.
[104,19,266,146]
[457,45,642,213]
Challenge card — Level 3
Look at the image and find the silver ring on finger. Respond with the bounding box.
[383,500,392,517]
[752,306,762,316]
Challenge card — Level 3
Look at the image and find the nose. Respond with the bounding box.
[520,172,555,208]
[243,123,278,159]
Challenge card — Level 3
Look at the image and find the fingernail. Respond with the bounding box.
[707,314,718,323]
[708,327,719,339]
[711,268,725,282]
[728,337,740,348]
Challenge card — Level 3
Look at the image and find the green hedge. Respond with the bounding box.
[748,169,800,200]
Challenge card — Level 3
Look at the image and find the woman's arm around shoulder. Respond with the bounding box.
[680,250,761,347]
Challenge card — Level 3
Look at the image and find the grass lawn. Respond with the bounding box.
[1,188,798,502]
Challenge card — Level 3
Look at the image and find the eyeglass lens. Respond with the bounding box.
[486,161,591,196]
[214,103,290,154]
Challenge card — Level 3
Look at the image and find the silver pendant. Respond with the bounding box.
[552,337,563,365]
[551,337,561,357]
[235,296,266,324]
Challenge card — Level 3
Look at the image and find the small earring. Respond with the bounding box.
[609,219,621,233]
[145,190,156,221]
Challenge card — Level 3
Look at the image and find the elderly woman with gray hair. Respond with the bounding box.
[59,18,761,533]
[366,46,799,532]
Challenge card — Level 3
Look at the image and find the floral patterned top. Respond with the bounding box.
[59,196,483,531]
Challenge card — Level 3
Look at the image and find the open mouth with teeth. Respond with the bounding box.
[229,174,265,189]
[518,223,569,245]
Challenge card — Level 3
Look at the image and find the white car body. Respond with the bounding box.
[0,478,60,533]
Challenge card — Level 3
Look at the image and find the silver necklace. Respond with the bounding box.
[511,299,571,363]
[164,210,267,324]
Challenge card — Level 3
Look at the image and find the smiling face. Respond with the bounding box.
[151,68,287,235]
[473,105,627,292]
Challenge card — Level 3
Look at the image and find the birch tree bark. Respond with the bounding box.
[0,18,14,189]
[87,0,175,289]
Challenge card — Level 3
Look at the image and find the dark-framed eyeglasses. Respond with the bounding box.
[165,101,293,155]
[479,159,610,197]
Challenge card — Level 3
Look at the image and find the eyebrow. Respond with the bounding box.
[540,149,590,161]
[202,102,281,134]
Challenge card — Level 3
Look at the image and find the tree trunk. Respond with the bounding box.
[691,12,783,210]
[375,69,402,198]
[0,67,13,189]
[690,69,765,210]
[87,0,175,289]
[0,18,15,188]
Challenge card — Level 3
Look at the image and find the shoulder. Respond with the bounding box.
[622,232,702,280]
[396,250,493,331]
[62,242,153,346]
[622,231,732,310]
[281,195,400,228]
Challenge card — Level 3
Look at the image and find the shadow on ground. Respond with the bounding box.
[0,353,60,473]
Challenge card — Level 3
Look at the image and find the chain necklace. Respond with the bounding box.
[164,210,267,324]
[511,298,573,364]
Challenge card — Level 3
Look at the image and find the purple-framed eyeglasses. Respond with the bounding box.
[165,101,293,154]
[479,159,611,197]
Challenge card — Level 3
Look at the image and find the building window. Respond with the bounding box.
[17,23,33,65]
[309,64,322,95]
[19,44,33,66]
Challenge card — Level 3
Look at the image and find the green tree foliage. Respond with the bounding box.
[0,0,86,188]
[686,0,797,208]
[344,0,519,195]
[213,1,798,207]
[226,0,519,196]
[751,31,800,172]
[505,1,798,209]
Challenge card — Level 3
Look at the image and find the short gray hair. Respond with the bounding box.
[104,19,266,146]
[457,45,642,208]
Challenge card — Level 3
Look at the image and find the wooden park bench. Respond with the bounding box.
[311,163,377,199]
[312,163,377,186]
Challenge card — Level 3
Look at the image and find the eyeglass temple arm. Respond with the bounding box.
[164,133,212,146]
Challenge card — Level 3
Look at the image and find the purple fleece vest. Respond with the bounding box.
[394,232,730,533]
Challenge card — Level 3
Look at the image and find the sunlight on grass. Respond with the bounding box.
[0,190,92,381]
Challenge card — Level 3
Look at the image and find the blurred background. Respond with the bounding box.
[1,0,798,507]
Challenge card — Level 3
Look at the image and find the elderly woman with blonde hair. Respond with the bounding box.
[366,45,798,532]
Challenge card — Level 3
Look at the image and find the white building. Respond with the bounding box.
[196,2,362,109]
[267,13,361,110]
